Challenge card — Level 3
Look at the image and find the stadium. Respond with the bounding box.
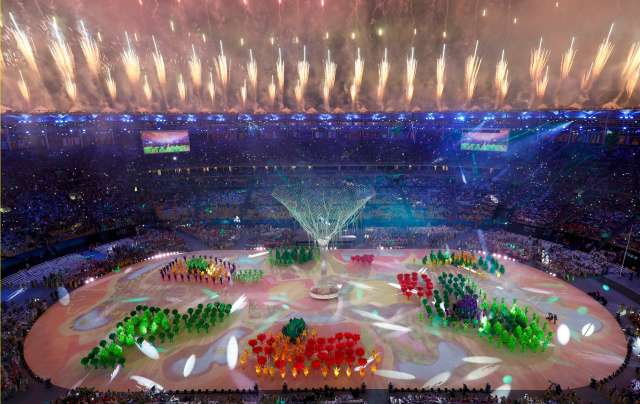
[2,1,640,403]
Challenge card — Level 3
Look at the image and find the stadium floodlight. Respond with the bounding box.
[273,179,374,299]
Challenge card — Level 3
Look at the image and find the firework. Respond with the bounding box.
[581,63,594,92]
[143,74,152,103]
[621,43,640,81]
[152,36,167,91]
[122,32,141,86]
[377,48,390,109]
[276,48,285,101]
[79,21,101,78]
[535,66,549,102]
[405,47,417,107]
[49,18,75,78]
[322,49,337,110]
[352,48,365,107]
[560,37,576,81]
[207,71,216,104]
[49,18,77,101]
[620,43,640,101]
[18,70,30,104]
[240,80,248,109]
[436,44,446,110]
[189,44,202,90]
[247,49,258,101]
[494,50,509,108]
[105,66,117,101]
[215,41,230,105]
[296,46,310,110]
[625,67,640,101]
[294,80,304,110]
[592,24,615,79]
[268,75,276,107]
[9,13,39,74]
[64,74,77,103]
[464,41,482,104]
[177,73,186,103]
[530,38,550,83]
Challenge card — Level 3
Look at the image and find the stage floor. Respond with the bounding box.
[24,249,626,395]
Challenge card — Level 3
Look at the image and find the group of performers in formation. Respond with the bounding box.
[159,256,237,285]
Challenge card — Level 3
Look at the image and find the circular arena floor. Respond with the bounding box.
[24,249,626,394]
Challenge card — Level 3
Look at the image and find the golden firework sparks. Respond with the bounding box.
[377,48,390,109]
[9,13,38,74]
[79,20,100,78]
[322,49,336,110]
[465,41,482,103]
[268,74,276,107]
[560,37,576,81]
[405,47,417,106]
[18,70,30,103]
[121,32,141,85]
[152,36,166,90]
[177,73,186,103]
[207,70,216,104]
[495,50,509,108]
[105,66,117,100]
[436,44,446,110]
[143,74,152,102]
[189,44,202,89]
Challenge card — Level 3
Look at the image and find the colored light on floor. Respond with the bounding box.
[502,375,513,384]
[547,296,560,303]
[602,284,610,291]
[557,324,571,345]
[577,306,588,315]
[123,297,150,303]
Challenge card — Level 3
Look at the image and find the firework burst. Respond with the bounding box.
[189,44,202,90]
[583,24,614,92]
[276,48,285,105]
[177,73,186,103]
[377,48,390,109]
[322,49,337,110]
[9,13,39,74]
[143,74,152,103]
[105,66,117,101]
[436,44,446,110]
[530,38,550,83]
[215,41,230,106]
[18,70,30,104]
[78,21,100,78]
[268,75,276,107]
[247,49,258,103]
[494,50,509,108]
[240,79,248,109]
[121,32,141,86]
[560,37,577,81]
[351,48,365,107]
[49,17,77,101]
[152,36,167,91]
[207,71,216,104]
[464,41,482,105]
[405,47,417,107]
[535,66,549,102]
[296,46,310,110]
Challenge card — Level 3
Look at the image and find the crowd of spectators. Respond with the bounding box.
[1,298,48,401]
[2,141,638,268]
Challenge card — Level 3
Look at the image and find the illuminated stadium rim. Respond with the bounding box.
[2,109,638,125]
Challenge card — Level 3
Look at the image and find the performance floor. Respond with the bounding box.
[24,249,627,395]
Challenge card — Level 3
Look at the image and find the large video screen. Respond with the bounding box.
[460,128,510,152]
[141,130,190,154]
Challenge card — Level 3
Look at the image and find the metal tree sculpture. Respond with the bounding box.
[273,180,374,299]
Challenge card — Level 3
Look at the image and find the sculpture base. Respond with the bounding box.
[309,286,340,300]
